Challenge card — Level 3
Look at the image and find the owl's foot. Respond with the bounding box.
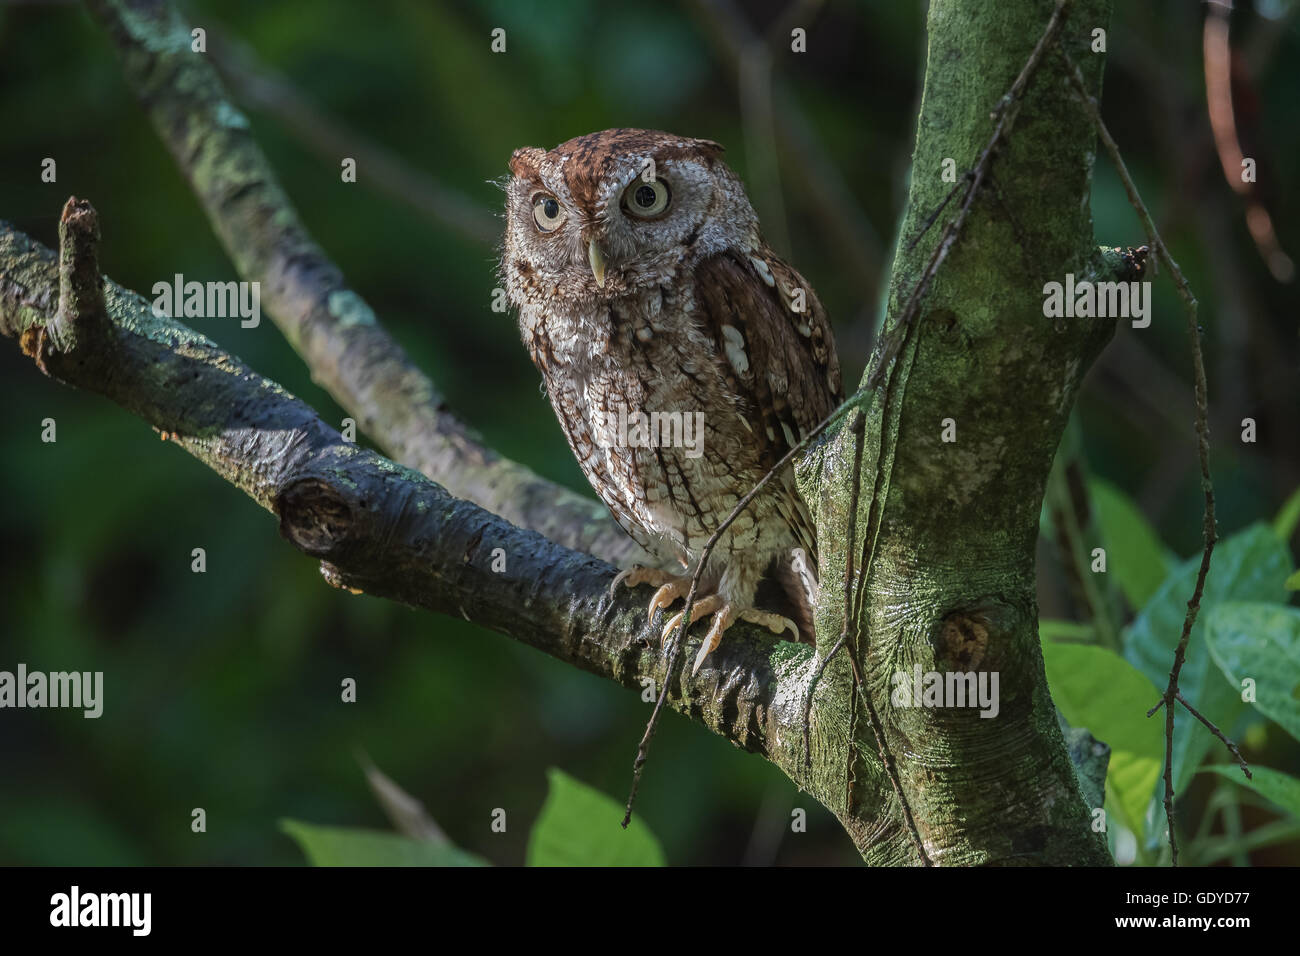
[609,566,695,620]
[612,566,797,673]
[660,597,798,676]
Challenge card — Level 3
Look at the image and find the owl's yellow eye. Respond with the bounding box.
[622,179,671,219]
[532,194,566,232]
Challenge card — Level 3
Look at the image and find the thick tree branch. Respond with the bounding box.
[80,0,647,566]
[798,0,1123,865]
[0,215,801,762]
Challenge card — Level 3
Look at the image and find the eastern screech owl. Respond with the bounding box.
[501,128,843,674]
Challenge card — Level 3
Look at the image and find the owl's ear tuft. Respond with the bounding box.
[692,138,726,158]
[509,147,546,178]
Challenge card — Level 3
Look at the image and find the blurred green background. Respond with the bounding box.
[0,0,1297,865]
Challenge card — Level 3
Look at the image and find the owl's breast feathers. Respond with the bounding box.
[521,246,843,574]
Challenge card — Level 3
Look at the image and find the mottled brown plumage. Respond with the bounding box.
[501,128,842,672]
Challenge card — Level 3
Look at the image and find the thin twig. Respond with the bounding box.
[1175,692,1251,780]
[858,647,932,866]
[903,172,970,254]
[621,592,694,828]
[1064,49,1218,868]
[683,0,884,300]
[1202,0,1294,281]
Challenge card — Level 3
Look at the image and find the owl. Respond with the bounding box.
[501,128,843,674]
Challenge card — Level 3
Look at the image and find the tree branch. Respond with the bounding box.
[0,214,799,760]
[80,0,648,566]
[799,0,1121,865]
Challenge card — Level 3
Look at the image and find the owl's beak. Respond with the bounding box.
[587,239,608,288]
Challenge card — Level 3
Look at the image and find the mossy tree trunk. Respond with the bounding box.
[791,0,1120,864]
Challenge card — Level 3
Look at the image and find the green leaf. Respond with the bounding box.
[1285,569,1300,592]
[1042,642,1164,838]
[1089,478,1171,610]
[1040,618,1094,643]
[279,820,489,867]
[526,768,665,866]
[1206,602,1300,744]
[1124,524,1292,799]
[1203,765,1300,819]
[1273,485,1300,541]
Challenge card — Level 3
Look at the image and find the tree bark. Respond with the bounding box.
[796,0,1122,864]
[0,0,1147,863]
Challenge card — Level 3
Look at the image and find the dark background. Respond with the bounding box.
[0,0,1296,865]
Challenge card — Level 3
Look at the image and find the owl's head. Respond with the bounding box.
[503,128,758,301]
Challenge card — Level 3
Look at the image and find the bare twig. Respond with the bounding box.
[683,0,884,300]
[858,636,933,866]
[1064,50,1218,867]
[358,752,451,845]
[1174,692,1251,781]
[1202,0,1294,281]
[903,173,970,254]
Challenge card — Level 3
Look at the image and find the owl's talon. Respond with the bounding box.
[615,566,801,667]
[608,567,637,598]
[693,604,738,675]
[609,565,681,600]
[661,594,724,645]
[738,608,801,642]
[608,566,701,625]
[648,580,689,619]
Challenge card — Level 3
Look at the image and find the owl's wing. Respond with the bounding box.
[692,248,844,564]
[693,248,843,465]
